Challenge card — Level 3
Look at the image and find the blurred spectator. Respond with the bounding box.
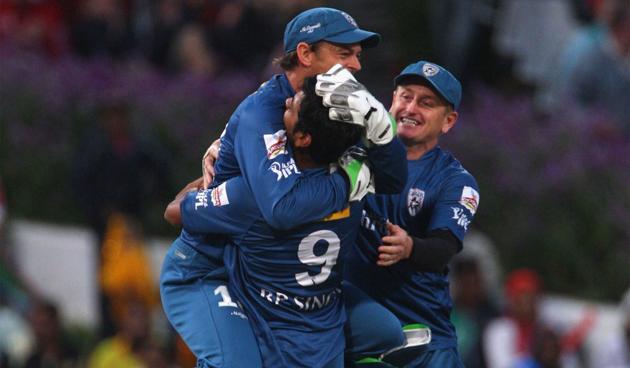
[70,0,133,59]
[24,298,80,367]
[493,0,578,89]
[514,326,565,368]
[72,100,171,337]
[211,0,282,71]
[88,300,151,368]
[451,256,500,368]
[146,0,185,71]
[0,297,33,367]
[427,0,499,84]
[99,213,158,328]
[484,268,545,368]
[172,23,217,76]
[548,0,630,132]
[592,287,630,367]
[0,0,68,57]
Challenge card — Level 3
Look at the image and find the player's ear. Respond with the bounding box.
[296,42,313,67]
[441,111,458,134]
[292,131,311,148]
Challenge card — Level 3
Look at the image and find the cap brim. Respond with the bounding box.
[395,74,453,108]
[324,29,380,48]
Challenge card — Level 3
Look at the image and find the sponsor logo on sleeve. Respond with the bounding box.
[407,188,425,216]
[263,130,288,159]
[451,207,471,231]
[459,186,479,214]
[194,190,209,209]
[269,158,300,181]
[210,182,230,207]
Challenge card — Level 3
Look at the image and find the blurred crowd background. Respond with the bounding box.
[1,0,629,367]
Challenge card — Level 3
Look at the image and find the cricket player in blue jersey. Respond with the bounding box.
[192,6,408,365]
[163,76,395,367]
[319,61,480,367]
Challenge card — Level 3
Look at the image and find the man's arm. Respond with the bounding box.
[180,177,259,235]
[378,225,461,272]
[367,137,407,194]
[164,177,204,226]
[233,106,351,230]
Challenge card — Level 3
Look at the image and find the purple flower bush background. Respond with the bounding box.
[1,48,629,299]
[0,46,257,231]
[443,83,630,299]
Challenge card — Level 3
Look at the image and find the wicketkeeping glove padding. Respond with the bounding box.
[316,64,396,146]
[335,146,374,202]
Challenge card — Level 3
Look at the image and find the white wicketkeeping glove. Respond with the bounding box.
[316,64,396,146]
[334,146,374,202]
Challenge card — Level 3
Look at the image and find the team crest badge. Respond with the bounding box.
[407,188,425,216]
[422,63,439,77]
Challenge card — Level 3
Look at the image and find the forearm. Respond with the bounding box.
[368,137,407,194]
[407,229,462,272]
[164,177,203,226]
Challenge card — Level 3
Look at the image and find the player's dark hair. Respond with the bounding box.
[273,42,323,71]
[294,77,362,165]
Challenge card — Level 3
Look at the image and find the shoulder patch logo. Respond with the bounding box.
[459,186,479,214]
[407,188,425,216]
[263,130,288,159]
[210,182,230,207]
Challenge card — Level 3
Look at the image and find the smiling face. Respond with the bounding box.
[309,41,363,74]
[390,82,458,159]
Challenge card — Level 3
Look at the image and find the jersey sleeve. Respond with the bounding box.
[427,172,480,241]
[180,177,259,235]
[366,136,407,194]
[233,106,350,230]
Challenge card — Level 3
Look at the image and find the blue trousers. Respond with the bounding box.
[159,241,262,368]
[343,282,406,361]
[405,347,464,368]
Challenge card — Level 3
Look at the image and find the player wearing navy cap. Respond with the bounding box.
[162,6,408,367]
[164,77,388,367]
[319,61,479,367]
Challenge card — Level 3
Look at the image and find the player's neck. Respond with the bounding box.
[286,69,311,92]
[406,141,437,160]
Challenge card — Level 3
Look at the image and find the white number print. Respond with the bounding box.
[214,285,238,308]
[295,230,340,287]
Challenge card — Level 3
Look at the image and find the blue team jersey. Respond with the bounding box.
[345,146,480,352]
[181,171,363,368]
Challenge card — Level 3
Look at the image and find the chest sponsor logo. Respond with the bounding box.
[459,186,479,214]
[451,207,471,231]
[210,182,230,207]
[263,130,288,159]
[407,188,425,216]
[269,158,300,181]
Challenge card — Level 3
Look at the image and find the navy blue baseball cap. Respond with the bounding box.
[283,7,380,53]
[394,61,462,110]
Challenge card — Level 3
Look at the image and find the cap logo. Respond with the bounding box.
[341,11,357,28]
[422,63,439,77]
[300,22,321,34]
